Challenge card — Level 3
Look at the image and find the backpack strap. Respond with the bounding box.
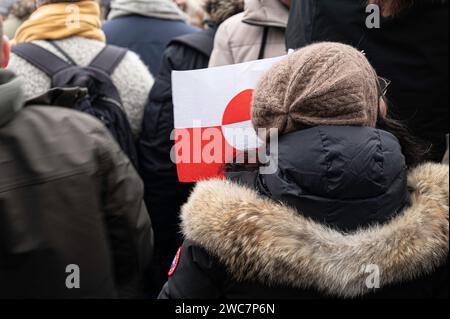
[89,45,127,76]
[11,43,71,77]
[258,27,269,60]
[48,41,77,66]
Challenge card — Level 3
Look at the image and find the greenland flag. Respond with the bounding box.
[172,56,285,183]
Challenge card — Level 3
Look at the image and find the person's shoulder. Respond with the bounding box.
[113,48,154,88]
[21,105,110,139]
[164,41,203,65]
[119,48,148,70]
[15,105,129,173]
[9,49,35,74]
[217,12,246,31]
[20,105,122,162]
[25,104,103,124]
[170,18,201,34]
[103,14,142,29]
[181,240,223,271]
[10,38,107,67]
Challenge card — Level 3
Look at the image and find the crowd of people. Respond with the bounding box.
[0,0,449,299]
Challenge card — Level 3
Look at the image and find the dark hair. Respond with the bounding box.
[376,115,429,167]
[222,150,262,174]
[375,76,430,166]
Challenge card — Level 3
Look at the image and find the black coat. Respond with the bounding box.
[138,28,216,296]
[159,126,449,299]
[286,0,449,162]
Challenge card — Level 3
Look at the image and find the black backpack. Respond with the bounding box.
[12,42,139,169]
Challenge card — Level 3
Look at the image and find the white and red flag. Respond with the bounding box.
[172,56,285,182]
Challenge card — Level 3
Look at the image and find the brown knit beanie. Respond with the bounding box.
[252,42,380,136]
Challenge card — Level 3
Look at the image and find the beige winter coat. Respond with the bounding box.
[209,0,288,67]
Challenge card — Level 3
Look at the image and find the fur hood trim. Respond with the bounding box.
[181,163,449,298]
[204,0,244,25]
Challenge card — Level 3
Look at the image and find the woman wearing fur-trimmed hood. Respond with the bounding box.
[159,42,449,299]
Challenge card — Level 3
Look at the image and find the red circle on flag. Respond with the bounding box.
[221,89,254,126]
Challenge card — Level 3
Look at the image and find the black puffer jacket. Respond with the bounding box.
[138,0,245,296]
[286,0,449,162]
[159,126,449,299]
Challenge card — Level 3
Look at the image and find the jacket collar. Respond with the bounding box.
[108,0,188,22]
[243,0,289,28]
[0,70,24,128]
[181,163,449,298]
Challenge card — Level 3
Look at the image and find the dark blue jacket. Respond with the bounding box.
[103,15,199,75]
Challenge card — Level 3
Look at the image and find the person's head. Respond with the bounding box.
[0,19,11,68]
